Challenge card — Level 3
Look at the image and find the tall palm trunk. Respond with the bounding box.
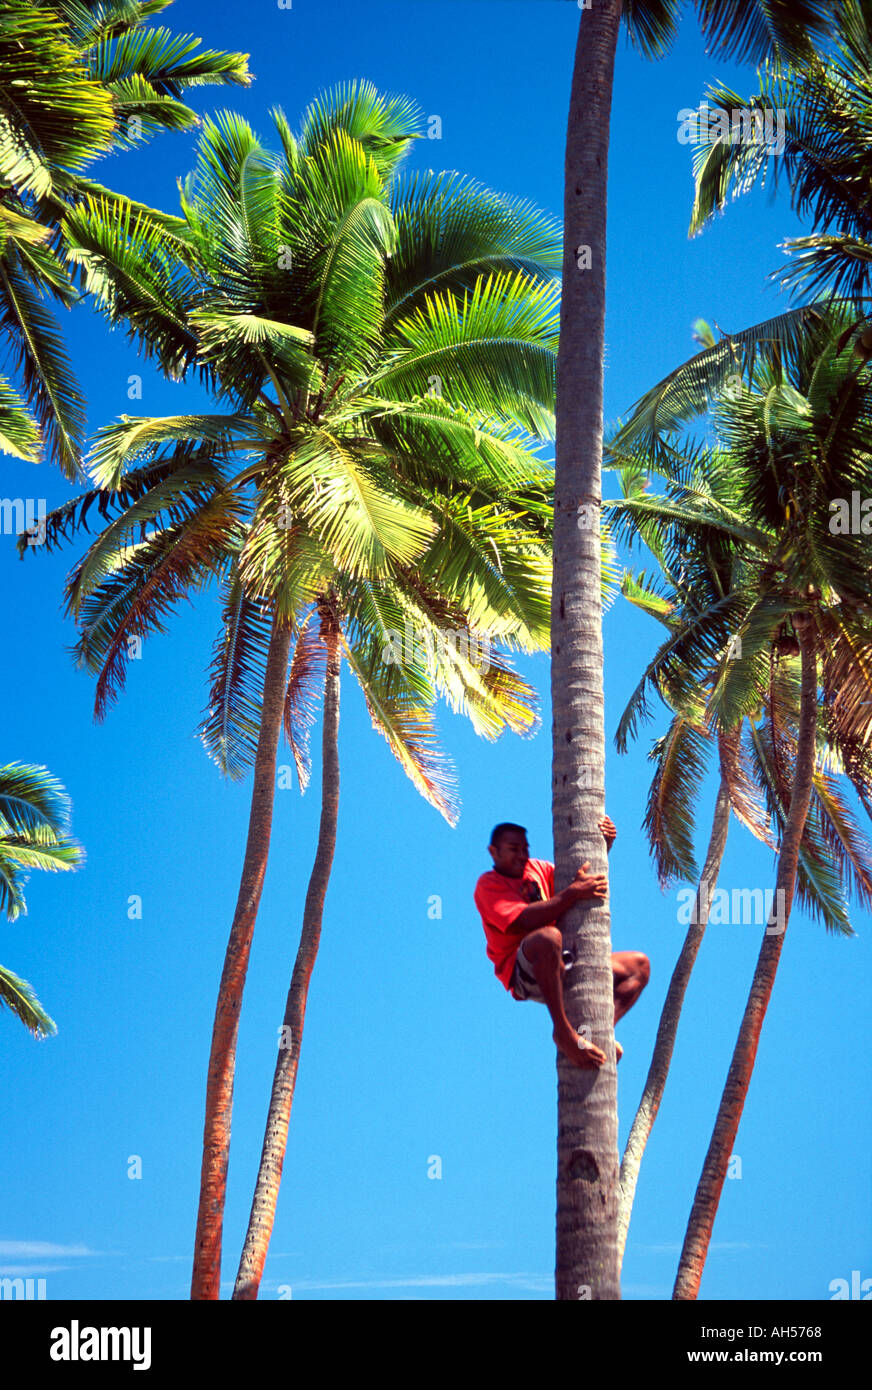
[231,625,341,1300]
[618,775,731,1265]
[553,0,623,1302]
[191,612,293,1300]
[673,615,818,1299]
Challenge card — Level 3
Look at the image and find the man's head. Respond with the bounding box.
[488,823,529,878]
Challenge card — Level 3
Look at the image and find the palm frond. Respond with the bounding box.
[643,714,711,885]
[63,194,201,381]
[0,962,56,1037]
[385,169,561,329]
[199,564,274,779]
[377,270,558,439]
[0,252,85,476]
[614,303,837,448]
[341,631,458,824]
[0,762,73,838]
[0,375,40,460]
[297,80,421,181]
[282,609,326,791]
[71,492,238,717]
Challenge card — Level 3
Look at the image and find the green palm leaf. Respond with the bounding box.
[282,608,326,792]
[63,195,201,381]
[0,963,56,1038]
[385,169,561,329]
[199,564,274,780]
[341,630,458,825]
[71,493,239,716]
[377,270,558,439]
[644,715,712,885]
[297,81,421,181]
[0,0,116,196]
[0,375,40,460]
[0,251,85,475]
[88,24,250,95]
[0,762,74,839]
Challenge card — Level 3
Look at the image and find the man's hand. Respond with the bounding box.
[566,862,608,904]
[599,815,617,852]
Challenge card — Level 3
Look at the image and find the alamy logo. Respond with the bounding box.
[0,497,46,544]
[381,621,490,672]
[677,879,786,934]
[0,1275,46,1299]
[50,1320,151,1371]
[829,492,872,534]
[828,1270,871,1299]
[677,104,785,155]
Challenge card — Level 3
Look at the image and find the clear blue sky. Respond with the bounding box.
[1,0,869,1301]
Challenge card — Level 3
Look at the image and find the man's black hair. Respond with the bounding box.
[490,822,527,848]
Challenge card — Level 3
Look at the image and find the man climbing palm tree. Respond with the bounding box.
[474,815,648,1067]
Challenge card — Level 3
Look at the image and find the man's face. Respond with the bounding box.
[489,830,529,878]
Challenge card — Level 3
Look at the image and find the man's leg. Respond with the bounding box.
[521,927,606,1070]
[611,951,650,1025]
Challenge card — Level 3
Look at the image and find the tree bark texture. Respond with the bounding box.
[191,614,294,1300]
[553,0,623,1303]
[672,616,818,1298]
[232,627,341,1300]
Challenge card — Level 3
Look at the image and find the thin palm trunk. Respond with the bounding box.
[617,775,731,1265]
[553,0,623,1302]
[191,612,293,1300]
[232,625,341,1300]
[673,616,818,1298]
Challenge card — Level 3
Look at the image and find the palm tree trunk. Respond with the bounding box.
[190,611,293,1300]
[553,0,623,1302]
[672,615,818,1299]
[617,775,731,1265]
[232,625,341,1300]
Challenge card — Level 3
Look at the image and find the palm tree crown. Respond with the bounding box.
[0,0,250,474]
[45,87,575,804]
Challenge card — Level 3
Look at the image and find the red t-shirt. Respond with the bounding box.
[474,859,556,994]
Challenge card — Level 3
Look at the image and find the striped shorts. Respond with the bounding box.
[510,939,574,1002]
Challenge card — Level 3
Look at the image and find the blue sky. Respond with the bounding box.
[1,0,869,1301]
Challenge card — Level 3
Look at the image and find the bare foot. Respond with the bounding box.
[554,1027,606,1069]
[615,1040,623,1063]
